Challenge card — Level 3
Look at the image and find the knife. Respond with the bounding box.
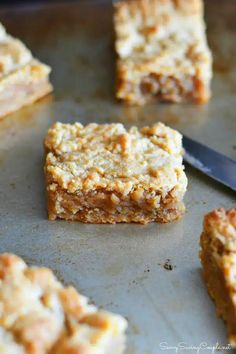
[182,135,236,192]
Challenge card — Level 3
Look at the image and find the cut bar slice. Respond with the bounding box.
[0,60,52,118]
[0,253,127,353]
[114,0,212,105]
[200,208,236,347]
[0,25,52,118]
[44,122,187,224]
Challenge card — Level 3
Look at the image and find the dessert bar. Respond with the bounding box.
[45,122,187,224]
[114,0,212,104]
[200,208,236,347]
[0,253,127,353]
[0,23,52,117]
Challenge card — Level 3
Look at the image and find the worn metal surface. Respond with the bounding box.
[0,1,235,353]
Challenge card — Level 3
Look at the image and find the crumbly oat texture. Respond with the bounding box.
[44,122,187,224]
[0,253,127,354]
[114,0,212,105]
[200,208,236,348]
[0,23,52,118]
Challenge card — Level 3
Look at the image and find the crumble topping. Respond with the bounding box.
[45,122,187,197]
[114,0,212,76]
[0,35,32,78]
[203,208,236,255]
[202,208,236,291]
[0,21,51,86]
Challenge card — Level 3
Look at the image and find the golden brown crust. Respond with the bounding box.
[44,122,187,224]
[200,208,236,347]
[114,0,212,105]
[0,253,127,353]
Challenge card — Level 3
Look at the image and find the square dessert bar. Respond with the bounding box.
[0,23,52,118]
[114,0,212,105]
[44,122,187,224]
[0,253,127,353]
[200,208,236,347]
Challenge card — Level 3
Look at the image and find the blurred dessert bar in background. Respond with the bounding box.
[114,0,212,105]
[0,22,52,118]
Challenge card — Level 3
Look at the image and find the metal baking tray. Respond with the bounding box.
[0,1,235,353]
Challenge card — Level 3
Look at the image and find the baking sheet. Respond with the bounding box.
[0,1,235,353]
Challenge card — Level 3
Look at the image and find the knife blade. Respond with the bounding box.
[182,135,236,192]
